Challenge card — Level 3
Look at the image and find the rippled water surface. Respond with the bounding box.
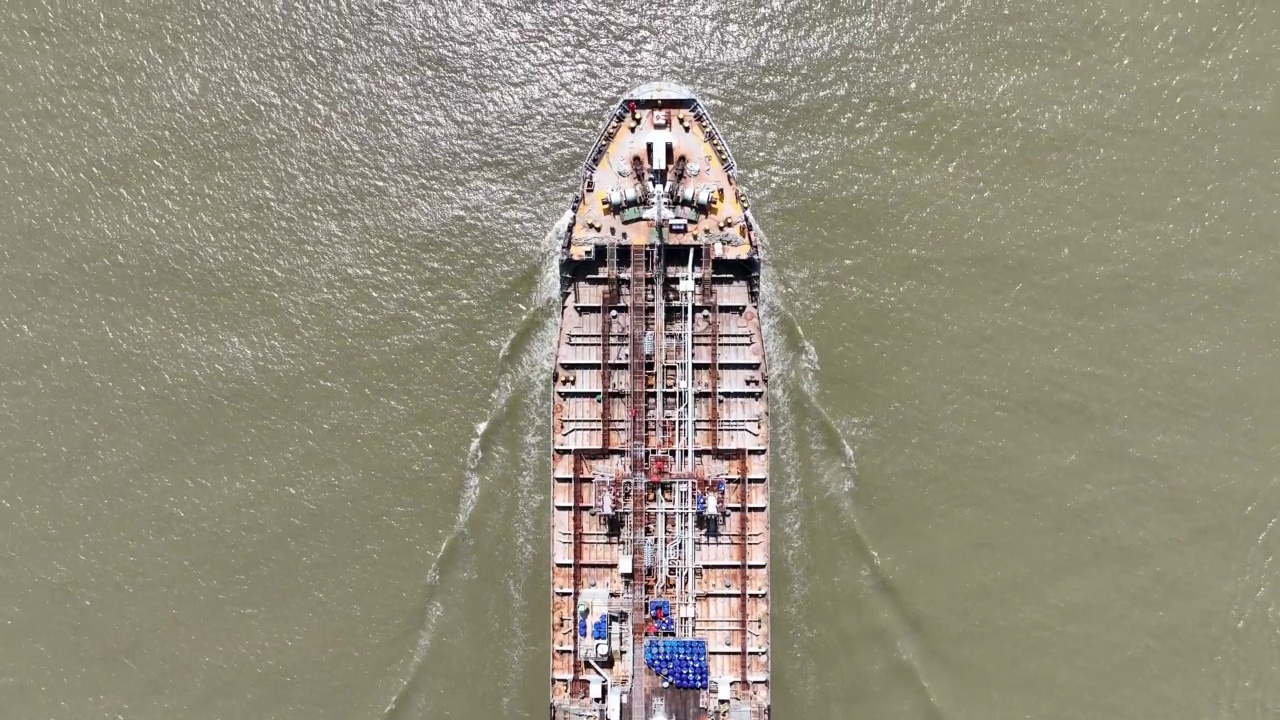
[1,1,1277,718]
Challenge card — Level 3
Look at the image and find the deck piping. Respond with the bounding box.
[739,447,749,684]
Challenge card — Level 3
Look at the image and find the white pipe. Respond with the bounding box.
[587,657,611,704]
[685,252,695,472]
[654,248,664,449]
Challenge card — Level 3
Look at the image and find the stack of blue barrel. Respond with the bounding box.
[592,614,609,640]
[643,638,709,690]
[649,599,675,633]
[578,616,587,637]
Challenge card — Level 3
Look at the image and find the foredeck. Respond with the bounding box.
[550,83,770,720]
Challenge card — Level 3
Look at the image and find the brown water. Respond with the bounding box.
[1,1,1276,718]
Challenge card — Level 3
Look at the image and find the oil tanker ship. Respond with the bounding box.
[549,82,770,720]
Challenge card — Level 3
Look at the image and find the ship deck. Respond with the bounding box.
[549,83,770,720]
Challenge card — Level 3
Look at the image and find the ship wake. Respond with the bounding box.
[760,233,949,719]
[383,212,568,720]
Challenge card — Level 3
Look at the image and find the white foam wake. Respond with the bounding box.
[384,210,570,717]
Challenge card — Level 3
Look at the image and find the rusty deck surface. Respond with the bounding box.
[550,82,770,720]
